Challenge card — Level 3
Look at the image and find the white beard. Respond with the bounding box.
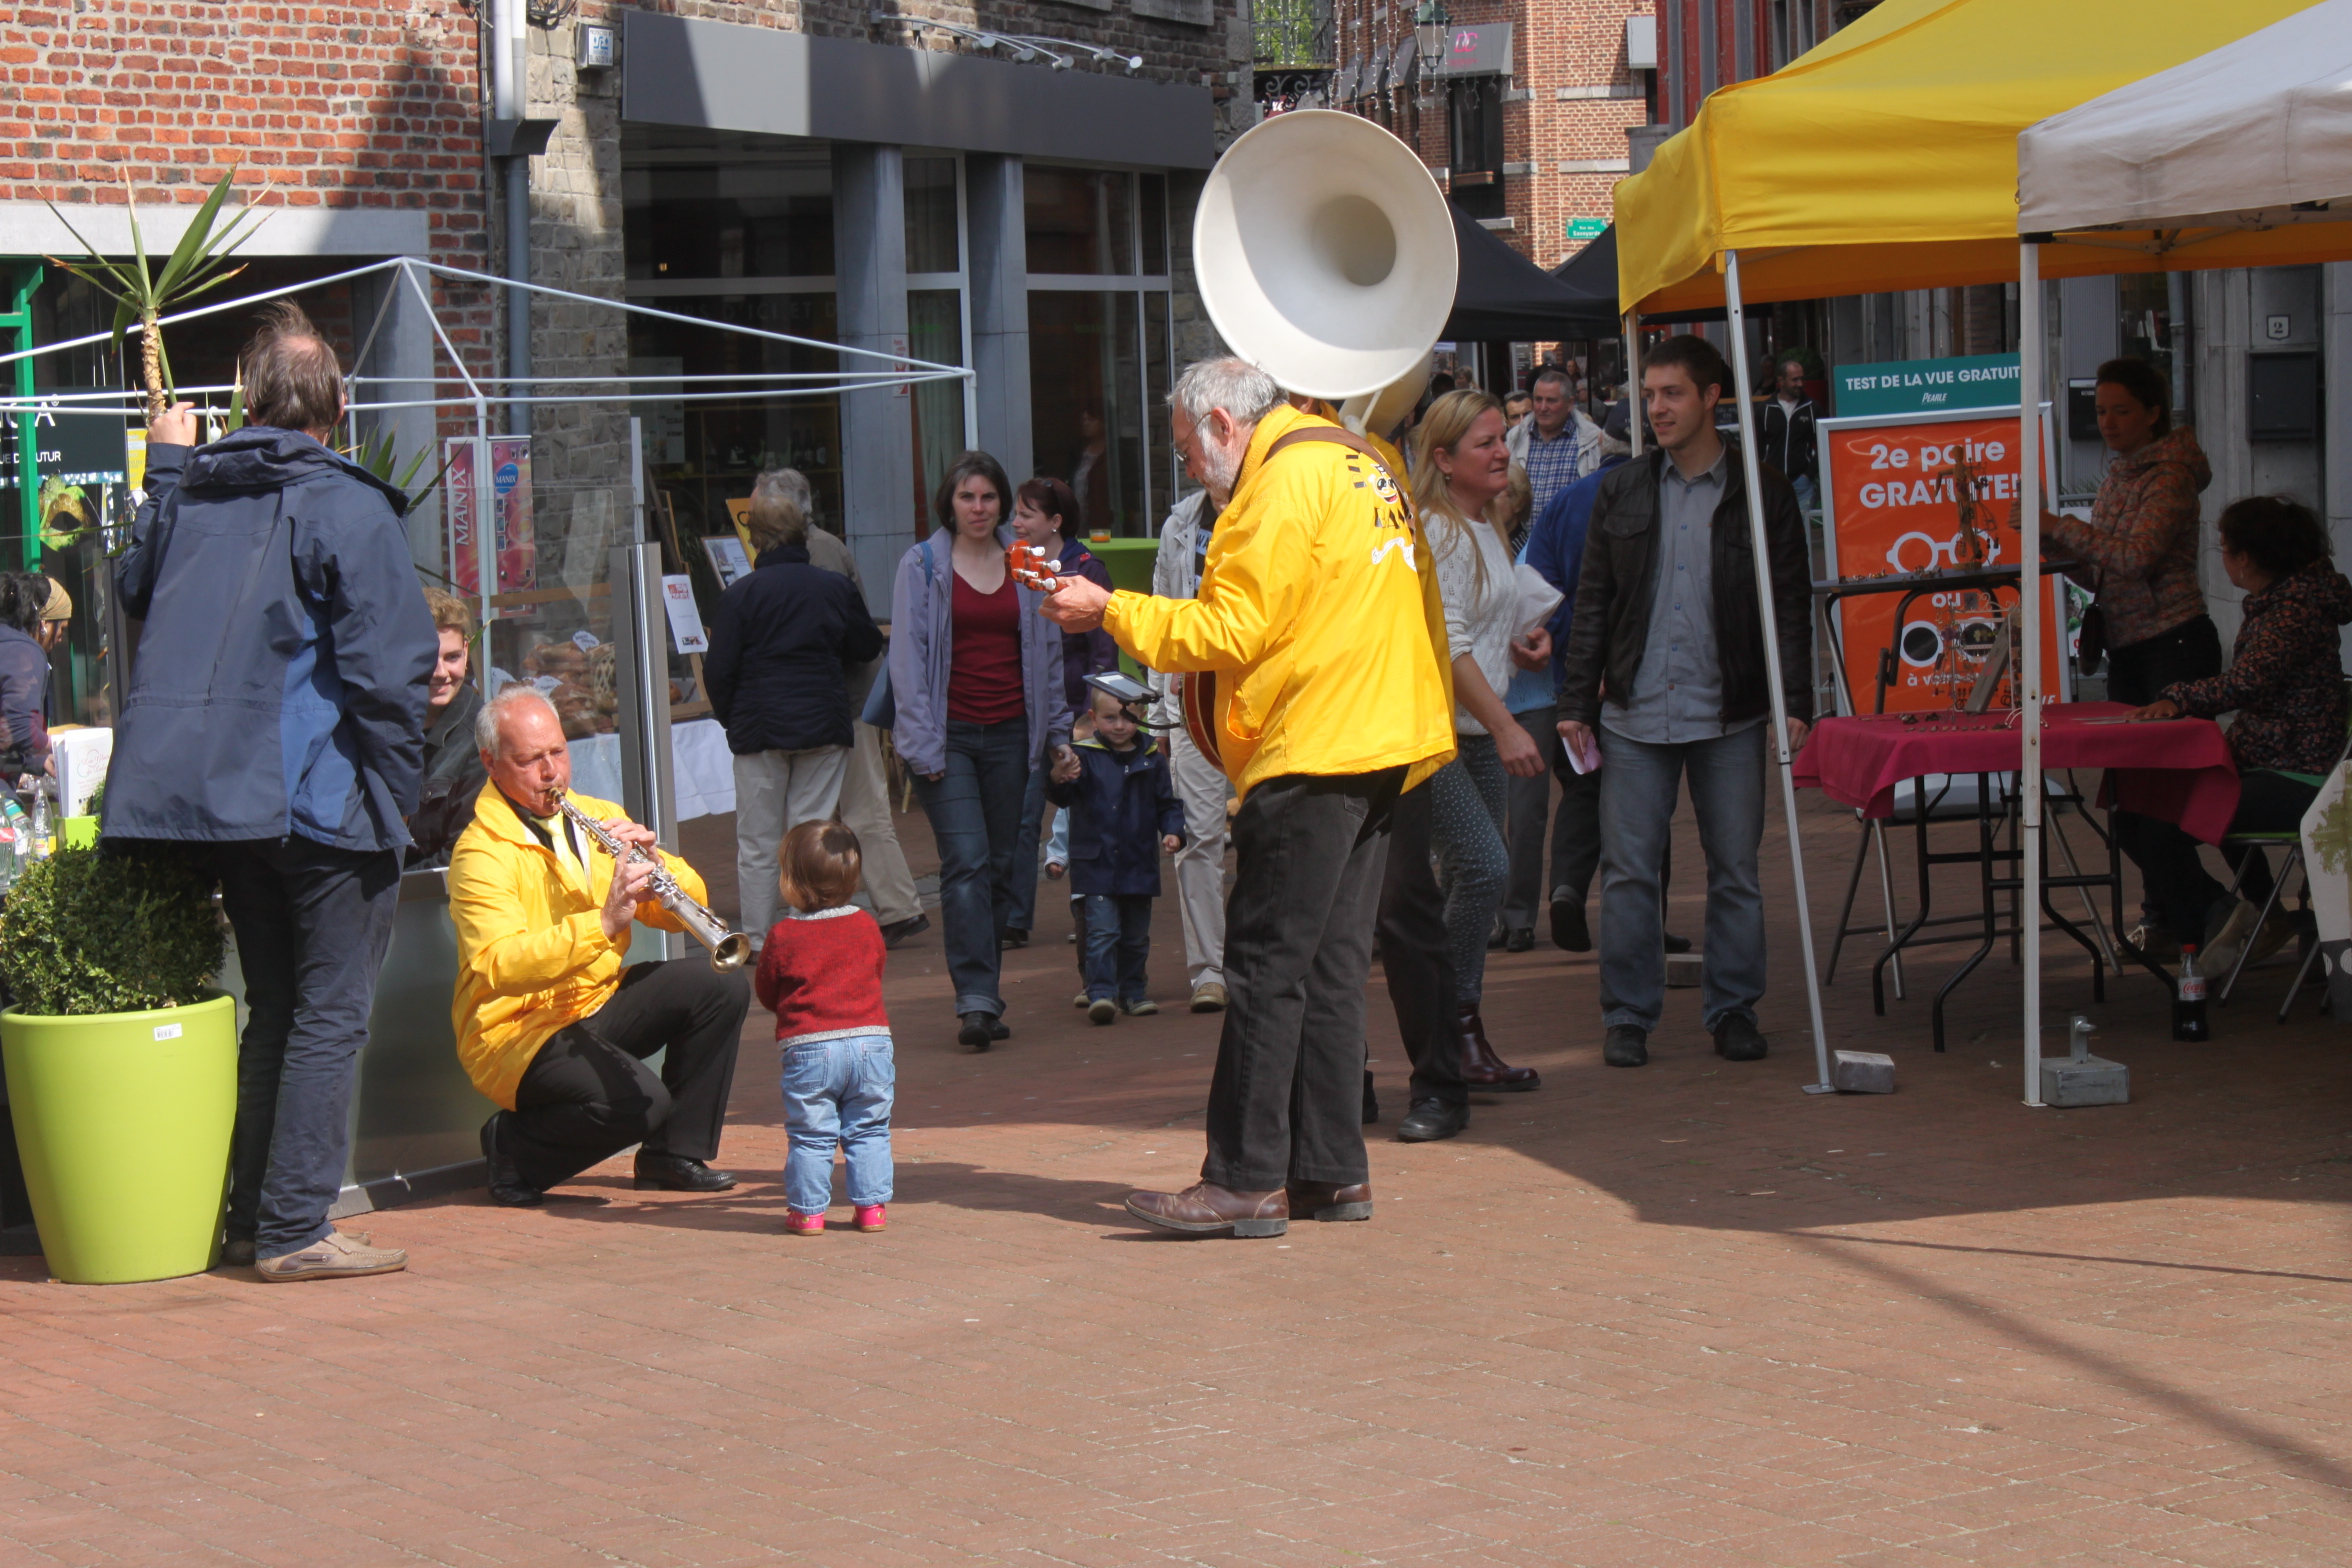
[1201,432,1246,506]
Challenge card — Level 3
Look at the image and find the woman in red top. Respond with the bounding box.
[887,451,1078,1049]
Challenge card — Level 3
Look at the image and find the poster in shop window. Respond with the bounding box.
[445,435,537,611]
[1817,406,2066,716]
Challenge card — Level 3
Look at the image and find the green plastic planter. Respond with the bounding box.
[1,993,237,1283]
[58,816,97,851]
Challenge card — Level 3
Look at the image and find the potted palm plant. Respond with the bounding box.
[0,847,231,1283]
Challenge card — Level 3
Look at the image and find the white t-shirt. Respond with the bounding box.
[1427,511,1519,737]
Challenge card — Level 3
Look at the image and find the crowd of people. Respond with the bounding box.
[71,295,2350,1272]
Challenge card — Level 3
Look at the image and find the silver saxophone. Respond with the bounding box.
[558,794,752,972]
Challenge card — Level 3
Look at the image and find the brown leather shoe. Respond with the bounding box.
[1124,1181,1288,1237]
[1458,1004,1540,1092]
[1286,1180,1373,1222]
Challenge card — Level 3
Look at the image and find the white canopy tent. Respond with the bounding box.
[2011,0,2352,1103]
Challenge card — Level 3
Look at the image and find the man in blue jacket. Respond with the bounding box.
[109,302,438,1283]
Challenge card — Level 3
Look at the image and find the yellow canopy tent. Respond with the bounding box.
[1616,0,2326,316]
[1607,0,2325,1103]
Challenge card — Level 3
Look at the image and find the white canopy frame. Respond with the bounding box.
[0,255,974,624]
[2011,0,2352,1106]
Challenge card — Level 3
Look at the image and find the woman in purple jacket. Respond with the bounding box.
[0,574,66,790]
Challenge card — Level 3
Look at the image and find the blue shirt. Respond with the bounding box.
[1524,452,1629,695]
[1520,420,1583,520]
[1604,447,1761,745]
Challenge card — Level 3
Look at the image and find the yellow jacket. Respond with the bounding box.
[446,780,709,1110]
[1103,403,1455,799]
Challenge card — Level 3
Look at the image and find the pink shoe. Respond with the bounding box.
[785,1210,825,1236]
[853,1204,887,1233]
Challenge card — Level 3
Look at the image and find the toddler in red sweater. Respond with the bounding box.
[753,820,893,1236]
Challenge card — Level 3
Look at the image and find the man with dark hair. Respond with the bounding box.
[1556,334,1813,1070]
[1760,354,1820,511]
[109,302,439,1281]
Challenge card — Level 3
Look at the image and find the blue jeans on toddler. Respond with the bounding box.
[1082,893,1153,1003]
[779,1032,895,1214]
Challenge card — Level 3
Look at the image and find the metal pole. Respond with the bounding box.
[2019,240,2046,1108]
[1722,251,1836,1094]
[1624,310,1644,458]
[492,0,531,439]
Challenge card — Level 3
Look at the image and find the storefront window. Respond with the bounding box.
[905,156,961,275]
[1025,168,1171,535]
[623,129,834,281]
[909,288,967,524]
[1026,167,1136,276]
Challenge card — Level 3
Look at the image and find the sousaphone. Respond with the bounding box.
[1179,110,1457,768]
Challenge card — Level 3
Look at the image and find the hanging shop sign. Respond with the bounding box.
[445,435,537,609]
[1831,353,2019,419]
[1428,22,1511,77]
[1817,405,2066,716]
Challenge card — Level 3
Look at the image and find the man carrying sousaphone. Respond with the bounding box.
[449,686,752,1207]
[1042,358,1456,1238]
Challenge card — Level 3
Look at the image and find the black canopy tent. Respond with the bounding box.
[1550,225,1729,325]
[1442,204,1622,341]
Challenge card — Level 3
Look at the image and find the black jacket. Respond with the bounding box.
[108,429,437,852]
[0,623,50,776]
[407,681,486,866]
[1044,734,1185,898]
[1760,396,1819,484]
[704,544,885,755]
[1556,445,1815,732]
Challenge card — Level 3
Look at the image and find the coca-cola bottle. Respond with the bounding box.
[2173,943,2210,1042]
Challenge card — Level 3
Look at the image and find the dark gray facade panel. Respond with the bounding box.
[623,12,1216,169]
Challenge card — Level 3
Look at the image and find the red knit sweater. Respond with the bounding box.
[753,906,891,1044]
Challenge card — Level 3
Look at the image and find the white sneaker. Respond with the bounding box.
[254,1230,408,1282]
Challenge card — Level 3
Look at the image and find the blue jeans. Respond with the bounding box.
[202,837,401,1259]
[1429,734,1510,1003]
[1082,892,1154,1002]
[914,717,1031,1016]
[1597,722,1767,1034]
[1003,746,1050,934]
[779,1032,895,1213]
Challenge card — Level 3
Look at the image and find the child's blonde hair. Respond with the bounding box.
[780,819,862,910]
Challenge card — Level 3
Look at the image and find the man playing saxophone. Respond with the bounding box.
[449,686,752,1206]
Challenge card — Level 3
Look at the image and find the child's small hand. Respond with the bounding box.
[1161,834,1183,854]
[1045,860,1065,880]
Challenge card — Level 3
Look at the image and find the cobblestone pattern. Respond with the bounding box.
[3,790,2350,1565]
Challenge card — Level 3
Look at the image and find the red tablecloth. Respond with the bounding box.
[1793,703,2241,844]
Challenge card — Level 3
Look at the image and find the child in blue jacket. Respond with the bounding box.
[1047,687,1186,1024]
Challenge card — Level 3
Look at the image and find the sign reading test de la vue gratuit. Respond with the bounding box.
[1832,353,2020,418]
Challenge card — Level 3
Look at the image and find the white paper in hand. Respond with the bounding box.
[1563,728,1602,775]
[1512,561,1564,636]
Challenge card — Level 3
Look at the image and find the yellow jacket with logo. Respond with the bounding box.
[446,780,709,1110]
[1103,403,1455,799]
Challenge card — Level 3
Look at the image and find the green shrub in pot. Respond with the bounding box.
[0,846,236,1283]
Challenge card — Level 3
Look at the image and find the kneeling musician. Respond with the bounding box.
[450,686,752,1206]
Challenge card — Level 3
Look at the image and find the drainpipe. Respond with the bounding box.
[489,0,534,437]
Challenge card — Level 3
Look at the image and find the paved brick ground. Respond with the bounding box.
[4,789,2350,1565]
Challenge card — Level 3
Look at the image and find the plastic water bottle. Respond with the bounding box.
[2173,943,2210,1042]
[27,784,51,863]
[0,798,19,893]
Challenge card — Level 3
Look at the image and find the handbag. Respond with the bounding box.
[2075,575,2106,678]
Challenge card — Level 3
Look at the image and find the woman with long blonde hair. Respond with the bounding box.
[1411,388,1547,1092]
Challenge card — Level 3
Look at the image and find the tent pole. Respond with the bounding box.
[1624,311,1643,457]
[2019,240,2047,1108]
[1723,251,1835,1094]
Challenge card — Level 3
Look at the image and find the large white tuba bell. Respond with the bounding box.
[1194,110,1458,402]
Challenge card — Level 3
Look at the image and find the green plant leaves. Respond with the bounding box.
[0,848,224,1017]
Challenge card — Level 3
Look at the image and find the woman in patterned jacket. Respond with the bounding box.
[2032,357,2214,954]
[2127,495,2352,974]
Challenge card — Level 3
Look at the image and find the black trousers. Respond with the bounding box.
[2134,768,2320,944]
[1202,769,1401,1192]
[203,838,402,1259]
[1376,782,1469,1112]
[507,958,752,1192]
[2105,615,2224,925]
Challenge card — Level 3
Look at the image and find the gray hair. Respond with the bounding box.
[475,684,560,757]
[1529,365,1572,395]
[745,467,810,553]
[1170,357,1282,429]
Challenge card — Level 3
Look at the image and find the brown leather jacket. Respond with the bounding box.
[1555,445,1815,732]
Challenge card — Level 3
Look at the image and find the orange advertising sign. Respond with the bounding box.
[1820,411,2063,714]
